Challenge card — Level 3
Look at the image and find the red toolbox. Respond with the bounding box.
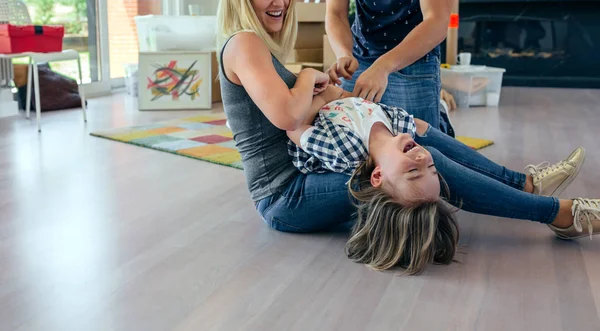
[0,24,64,54]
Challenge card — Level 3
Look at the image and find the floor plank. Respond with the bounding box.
[1,88,600,331]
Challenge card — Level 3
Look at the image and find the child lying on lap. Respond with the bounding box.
[286,84,456,274]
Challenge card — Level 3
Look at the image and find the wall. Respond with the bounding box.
[107,0,162,78]
[107,0,139,79]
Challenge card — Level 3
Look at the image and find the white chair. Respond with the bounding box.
[0,0,14,88]
[0,0,86,132]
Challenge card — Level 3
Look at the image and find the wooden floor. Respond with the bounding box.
[1,88,600,331]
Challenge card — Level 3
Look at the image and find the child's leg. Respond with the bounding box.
[414,120,527,190]
[427,147,560,224]
[414,119,585,197]
[431,145,600,238]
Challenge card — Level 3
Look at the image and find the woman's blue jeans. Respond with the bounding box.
[256,126,560,233]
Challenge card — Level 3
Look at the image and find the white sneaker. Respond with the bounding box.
[526,147,586,197]
[548,198,600,240]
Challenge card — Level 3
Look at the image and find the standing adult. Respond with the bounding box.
[325,0,454,129]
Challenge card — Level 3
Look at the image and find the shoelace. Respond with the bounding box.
[525,161,570,192]
[572,198,600,240]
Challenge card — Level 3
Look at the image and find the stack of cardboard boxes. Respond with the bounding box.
[322,34,336,72]
[286,2,336,74]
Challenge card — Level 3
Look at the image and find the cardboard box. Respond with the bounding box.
[287,48,323,63]
[323,35,336,71]
[296,22,325,49]
[211,51,221,103]
[301,62,324,71]
[13,63,28,88]
[289,4,328,74]
[285,63,303,74]
[285,62,324,74]
[296,3,326,22]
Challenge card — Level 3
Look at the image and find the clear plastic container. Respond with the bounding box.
[134,15,216,52]
[123,63,138,97]
[441,65,506,108]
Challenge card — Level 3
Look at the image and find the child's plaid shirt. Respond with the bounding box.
[288,98,417,175]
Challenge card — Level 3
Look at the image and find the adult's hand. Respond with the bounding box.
[352,62,390,103]
[441,89,457,111]
[326,56,359,86]
[306,68,331,95]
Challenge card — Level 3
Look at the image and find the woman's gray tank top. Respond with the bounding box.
[219,37,299,201]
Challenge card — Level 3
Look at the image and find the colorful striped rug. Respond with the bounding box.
[90,114,493,170]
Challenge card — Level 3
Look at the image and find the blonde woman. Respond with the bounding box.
[216,0,600,270]
[217,0,356,232]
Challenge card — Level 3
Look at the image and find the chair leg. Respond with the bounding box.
[77,56,87,123]
[32,62,42,132]
[25,58,33,119]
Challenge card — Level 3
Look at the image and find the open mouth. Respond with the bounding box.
[403,140,418,153]
[266,10,283,18]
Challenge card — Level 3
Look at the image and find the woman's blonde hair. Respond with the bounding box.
[216,0,298,63]
[345,156,459,275]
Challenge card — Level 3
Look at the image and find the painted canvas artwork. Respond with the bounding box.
[138,52,212,110]
[147,60,203,101]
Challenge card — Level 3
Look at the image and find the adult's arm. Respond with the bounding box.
[223,32,329,131]
[352,0,454,101]
[325,0,359,84]
[286,93,329,146]
[370,0,454,73]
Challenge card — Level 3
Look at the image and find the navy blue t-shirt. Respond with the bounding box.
[351,0,440,62]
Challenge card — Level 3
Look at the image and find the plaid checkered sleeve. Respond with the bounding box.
[288,102,416,175]
[287,113,368,175]
[378,103,417,137]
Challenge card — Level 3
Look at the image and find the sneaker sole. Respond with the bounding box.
[548,147,586,197]
[547,222,595,240]
[552,231,594,240]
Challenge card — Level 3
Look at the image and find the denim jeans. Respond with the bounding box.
[256,172,353,233]
[256,126,560,233]
[341,53,441,130]
[415,126,560,224]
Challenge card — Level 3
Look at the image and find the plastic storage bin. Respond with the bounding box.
[134,15,216,52]
[123,63,138,97]
[0,24,64,54]
[440,65,506,108]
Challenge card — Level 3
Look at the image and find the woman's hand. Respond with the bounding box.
[302,68,330,95]
[353,61,390,103]
[326,56,359,86]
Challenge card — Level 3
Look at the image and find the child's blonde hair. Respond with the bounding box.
[216,0,298,63]
[345,156,459,275]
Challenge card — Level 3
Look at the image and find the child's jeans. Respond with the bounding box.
[256,126,559,233]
